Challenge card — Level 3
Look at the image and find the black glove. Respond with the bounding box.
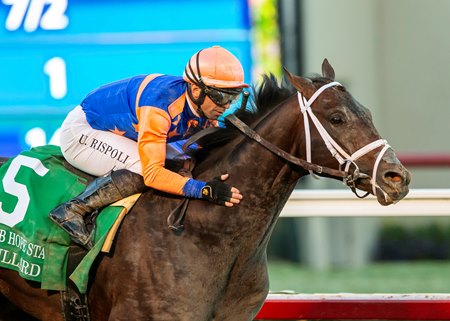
[201,179,233,205]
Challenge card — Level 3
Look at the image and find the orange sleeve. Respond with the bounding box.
[137,106,189,195]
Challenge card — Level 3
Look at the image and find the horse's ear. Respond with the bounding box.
[283,67,314,96]
[322,58,335,80]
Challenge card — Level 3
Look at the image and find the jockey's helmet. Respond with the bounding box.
[183,46,249,89]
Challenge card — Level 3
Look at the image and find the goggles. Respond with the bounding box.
[204,86,243,106]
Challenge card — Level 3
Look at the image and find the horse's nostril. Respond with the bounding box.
[384,171,403,183]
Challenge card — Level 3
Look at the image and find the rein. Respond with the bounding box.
[182,80,392,200]
[225,114,346,178]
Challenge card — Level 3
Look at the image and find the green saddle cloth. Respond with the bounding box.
[0,145,124,294]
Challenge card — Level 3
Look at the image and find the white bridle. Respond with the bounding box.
[297,81,391,199]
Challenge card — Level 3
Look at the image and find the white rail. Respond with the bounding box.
[281,189,450,217]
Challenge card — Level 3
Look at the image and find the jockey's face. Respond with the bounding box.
[201,95,231,120]
[190,84,232,120]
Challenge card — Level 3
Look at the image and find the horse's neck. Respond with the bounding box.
[233,100,305,211]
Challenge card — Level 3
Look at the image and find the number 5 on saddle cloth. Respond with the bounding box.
[0,145,140,294]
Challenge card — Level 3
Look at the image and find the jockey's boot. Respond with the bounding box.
[48,169,147,249]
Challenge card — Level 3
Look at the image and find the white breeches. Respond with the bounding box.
[59,106,142,177]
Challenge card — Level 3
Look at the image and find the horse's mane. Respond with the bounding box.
[188,74,294,159]
[232,74,294,126]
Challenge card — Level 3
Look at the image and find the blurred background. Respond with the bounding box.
[1,0,450,293]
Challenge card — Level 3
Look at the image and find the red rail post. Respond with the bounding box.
[398,153,450,167]
[255,294,450,320]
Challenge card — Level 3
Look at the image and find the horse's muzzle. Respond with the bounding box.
[373,161,411,205]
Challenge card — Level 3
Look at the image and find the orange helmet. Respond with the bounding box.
[183,46,249,89]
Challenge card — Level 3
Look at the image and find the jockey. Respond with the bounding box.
[49,46,248,249]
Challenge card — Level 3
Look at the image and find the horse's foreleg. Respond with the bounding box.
[212,257,270,321]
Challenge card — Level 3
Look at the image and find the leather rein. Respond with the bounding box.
[183,82,392,200]
[225,113,374,200]
[225,113,346,179]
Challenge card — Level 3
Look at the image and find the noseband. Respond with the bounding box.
[226,82,392,200]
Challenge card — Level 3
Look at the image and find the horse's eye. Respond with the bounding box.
[330,114,344,125]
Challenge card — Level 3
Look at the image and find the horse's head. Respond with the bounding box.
[285,59,411,205]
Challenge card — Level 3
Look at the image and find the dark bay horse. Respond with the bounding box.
[0,60,410,321]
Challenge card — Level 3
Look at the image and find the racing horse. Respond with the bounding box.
[0,60,410,321]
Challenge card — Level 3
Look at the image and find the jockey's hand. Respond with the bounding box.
[202,174,243,207]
